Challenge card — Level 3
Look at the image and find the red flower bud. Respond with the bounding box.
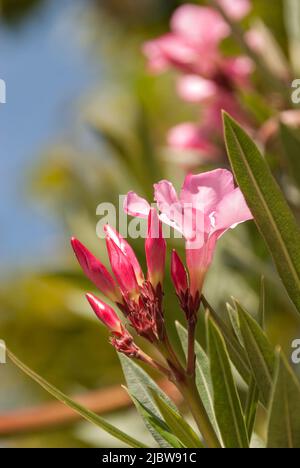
[106,236,139,299]
[145,209,166,289]
[104,225,144,285]
[86,293,123,336]
[71,238,122,303]
[171,250,188,296]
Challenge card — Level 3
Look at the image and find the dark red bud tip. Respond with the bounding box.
[171,249,188,295]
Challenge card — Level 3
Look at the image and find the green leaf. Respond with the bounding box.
[202,296,250,383]
[119,355,176,448]
[207,316,249,448]
[244,377,260,440]
[7,349,147,448]
[226,303,244,347]
[280,123,300,188]
[128,393,183,449]
[223,113,300,314]
[267,351,300,448]
[150,389,204,448]
[235,301,275,406]
[175,322,219,436]
[227,303,260,437]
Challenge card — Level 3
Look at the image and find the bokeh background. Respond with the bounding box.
[1,0,300,447]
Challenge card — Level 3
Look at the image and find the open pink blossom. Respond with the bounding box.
[124,169,253,298]
[143,5,229,76]
[143,4,253,158]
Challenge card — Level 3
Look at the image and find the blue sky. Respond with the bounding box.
[0,0,99,268]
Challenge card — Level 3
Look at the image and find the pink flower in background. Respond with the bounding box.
[143,5,229,76]
[217,0,251,20]
[125,169,253,301]
[143,3,253,160]
[167,123,220,158]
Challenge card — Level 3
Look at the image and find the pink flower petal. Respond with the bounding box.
[143,34,200,74]
[213,187,253,236]
[177,75,217,103]
[180,168,235,215]
[167,123,219,157]
[124,191,150,218]
[222,57,254,87]
[171,4,229,48]
[154,180,186,236]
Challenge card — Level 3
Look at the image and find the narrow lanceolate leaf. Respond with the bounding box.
[244,377,260,440]
[119,355,176,448]
[7,349,147,448]
[207,317,249,448]
[226,303,243,347]
[267,351,300,448]
[150,389,204,448]
[175,322,219,436]
[280,123,300,189]
[223,113,300,314]
[235,301,275,406]
[128,394,183,449]
[202,296,250,383]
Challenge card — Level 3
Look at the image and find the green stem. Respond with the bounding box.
[158,333,221,448]
[187,320,196,377]
[178,377,222,449]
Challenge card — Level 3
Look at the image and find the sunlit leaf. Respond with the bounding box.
[224,113,300,314]
[128,393,183,449]
[7,349,147,448]
[119,355,176,448]
[202,296,250,383]
[244,377,260,440]
[150,389,203,448]
[207,316,249,448]
[235,300,275,406]
[267,351,300,448]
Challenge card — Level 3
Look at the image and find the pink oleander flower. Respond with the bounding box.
[71,210,167,348]
[143,3,253,159]
[167,123,220,158]
[143,3,251,77]
[124,169,253,308]
[143,5,228,76]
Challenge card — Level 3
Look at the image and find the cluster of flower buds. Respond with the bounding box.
[71,209,167,362]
